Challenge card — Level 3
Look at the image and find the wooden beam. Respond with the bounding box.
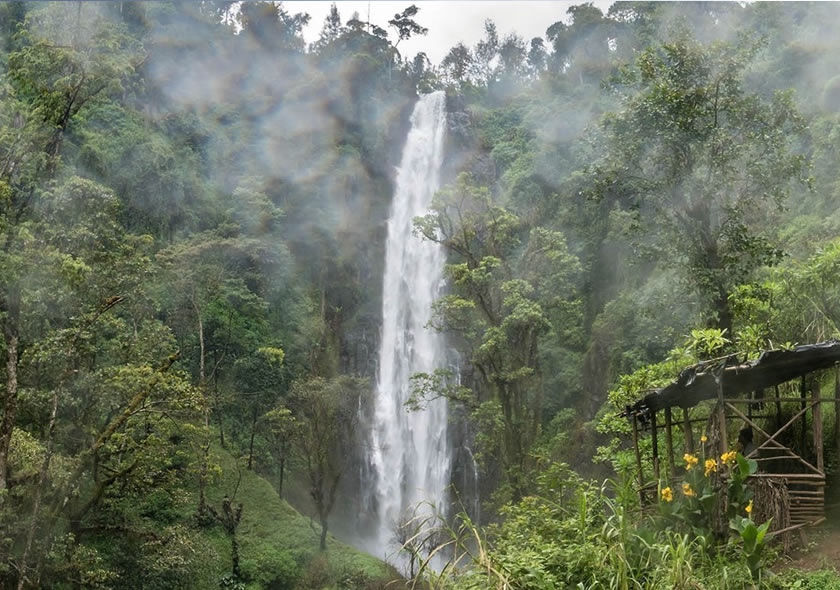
[717,376,728,453]
[813,379,824,474]
[721,397,838,404]
[775,385,782,429]
[747,472,824,479]
[800,376,807,459]
[835,365,840,467]
[750,401,817,457]
[651,410,660,482]
[726,402,822,474]
[664,407,675,479]
[632,415,644,492]
[683,408,694,454]
[768,520,811,537]
[644,417,727,430]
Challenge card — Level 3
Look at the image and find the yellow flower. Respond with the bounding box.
[746,500,753,515]
[700,434,708,443]
[684,453,699,470]
[682,483,695,497]
[721,451,737,464]
[704,458,717,476]
[661,487,673,502]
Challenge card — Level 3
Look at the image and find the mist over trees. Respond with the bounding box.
[1,1,840,588]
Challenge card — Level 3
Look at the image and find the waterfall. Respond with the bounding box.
[367,91,450,561]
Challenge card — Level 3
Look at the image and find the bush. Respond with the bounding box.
[239,546,299,590]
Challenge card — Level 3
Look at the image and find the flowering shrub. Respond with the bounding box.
[658,449,770,581]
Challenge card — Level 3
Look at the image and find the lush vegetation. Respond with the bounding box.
[2,1,840,588]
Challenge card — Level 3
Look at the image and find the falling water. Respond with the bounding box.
[367,91,450,561]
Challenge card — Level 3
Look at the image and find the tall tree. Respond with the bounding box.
[472,19,500,84]
[312,2,344,51]
[289,375,368,550]
[414,173,581,500]
[387,4,428,49]
[0,6,141,495]
[527,37,548,77]
[441,42,473,86]
[585,35,809,334]
[233,346,285,470]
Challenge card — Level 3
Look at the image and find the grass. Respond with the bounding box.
[197,445,402,589]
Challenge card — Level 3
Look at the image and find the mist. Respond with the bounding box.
[2,1,840,587]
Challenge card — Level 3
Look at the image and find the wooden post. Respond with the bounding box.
[800,376,807,459]
[749,390,755,421]
[835,365,840,466]
[651,410,660,483]
[664,407,675,479]
[775,384,783,429]
[632,415,644,491]
[717,376,728,454]
[813,379,824,475]
[683,408,694,454]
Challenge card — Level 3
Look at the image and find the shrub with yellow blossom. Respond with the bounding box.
[658,447,768,582]
[658,451,763,563]
[683,453,699,470]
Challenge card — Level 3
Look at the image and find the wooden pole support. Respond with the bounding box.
[651,410,660,483]
[664,407,675,479]
[835,365,840,466]
[813,379,824,475]
[717,375,728,454]
[632,415,644,491]
[800,376,807,459]
[775,384,783,429]
[683,408,694,455]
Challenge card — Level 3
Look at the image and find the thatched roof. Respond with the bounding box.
[622,340,840,418]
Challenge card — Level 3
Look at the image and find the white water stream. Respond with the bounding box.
[367,91,450,561]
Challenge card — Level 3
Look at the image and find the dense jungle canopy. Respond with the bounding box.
[2,2,840,588]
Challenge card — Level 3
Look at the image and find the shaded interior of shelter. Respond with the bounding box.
[622,340,840,535]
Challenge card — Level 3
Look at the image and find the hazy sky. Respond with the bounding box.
[287,1,615,63]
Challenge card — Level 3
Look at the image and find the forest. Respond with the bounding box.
[2,1,840,588]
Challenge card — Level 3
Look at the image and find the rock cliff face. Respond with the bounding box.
[443,92,497,188]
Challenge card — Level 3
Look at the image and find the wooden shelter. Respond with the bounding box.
[622,340,840,534]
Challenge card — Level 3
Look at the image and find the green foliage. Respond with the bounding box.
[415,172,582,498]
[405,464,778,590]
[730,516,771,584]
[4,2,840,588]
[588,33,809,332]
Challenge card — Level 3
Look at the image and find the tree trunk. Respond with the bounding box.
[0,289,20,494]
[319,514,328,551]
[194,299,207,426]
[713,288,733,336]
[0,333,18,493]
[192,295,211,512]
[278,457,285,499]
[231,533,241,579]
[247,409,257,470]
[215,377,225,448]
[17,383,60,590]
[217,410,226,448]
